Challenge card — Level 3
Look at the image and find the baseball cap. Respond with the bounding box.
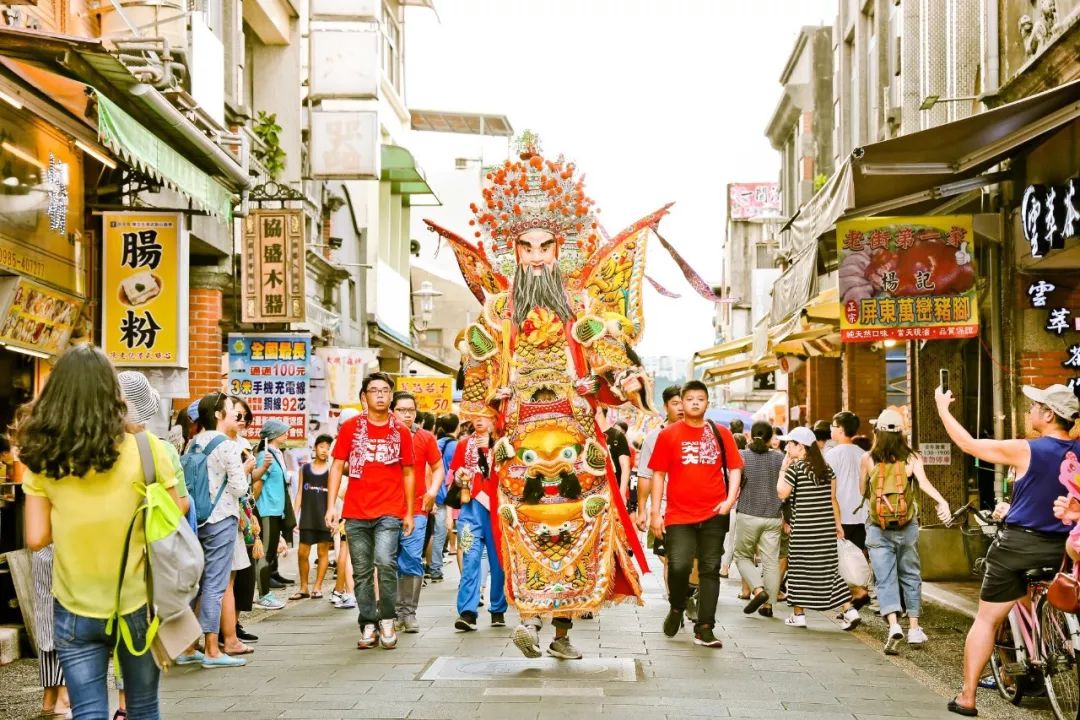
[1023,384,1080,422]
[118,371,161,426]
[259,419,289,441]
[778,426,817,447]
[874,409,905,432]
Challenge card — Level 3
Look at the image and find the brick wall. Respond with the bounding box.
[842,343,886,430]
[187,287,224,401]
[806,356,841,424]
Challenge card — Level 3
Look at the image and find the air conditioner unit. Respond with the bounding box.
[883,84,902,128]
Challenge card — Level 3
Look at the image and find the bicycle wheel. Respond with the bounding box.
[1037,598,1080,720]
[990,617,1027,705]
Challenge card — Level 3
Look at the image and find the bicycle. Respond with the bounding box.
[950,503,1080,720]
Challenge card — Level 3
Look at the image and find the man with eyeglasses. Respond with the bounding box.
[325,373,416,651]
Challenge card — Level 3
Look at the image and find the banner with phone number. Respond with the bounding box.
[228,333,310,446]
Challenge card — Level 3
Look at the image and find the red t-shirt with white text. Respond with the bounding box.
[332,416,414,520]
[410,428,440,514]
[648,420,744,527]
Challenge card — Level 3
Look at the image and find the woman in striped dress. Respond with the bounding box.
[33,545,70,717]
[775,427,861,631]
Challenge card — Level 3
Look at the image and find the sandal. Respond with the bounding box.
[947,697,977,717]
[288,591,310,600]
[225,643,254,655]
[311,591,323,599]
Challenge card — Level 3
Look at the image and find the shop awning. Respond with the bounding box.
[368,321,457,377]
[381,145,441,207]
[704,356,780,385]
[693,334,754,366]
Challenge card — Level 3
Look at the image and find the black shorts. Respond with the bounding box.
[980,526,1068,603]
[299,528,333,546]
[842,523,867,552]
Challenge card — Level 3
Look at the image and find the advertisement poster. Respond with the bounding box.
[838,215,979,342]
[727,182,781,220]
[101,212,187,365]
[228,333,311,445]
[0,277,82,357]
[317,347,379,405]
[396,375,453,415]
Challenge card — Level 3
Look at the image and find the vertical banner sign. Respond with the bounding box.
[241,209,306,323]
[317,347,379,405]
[102,212,186,366]
[395,376,453,415]
[837,215,979,342]
[228,333,311,445]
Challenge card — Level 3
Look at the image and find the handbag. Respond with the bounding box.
[1048,559,1080,614]
[837,539,872,587]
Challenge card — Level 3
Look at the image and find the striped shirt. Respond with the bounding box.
[736,448,785,518]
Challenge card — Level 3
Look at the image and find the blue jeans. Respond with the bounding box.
[456,510,507,617]
[397,514,428,577]
[197,516,237,634]
[55,602,160,720]
[866,522,922,618]
[346,516,402,625]
[428,503,448,578]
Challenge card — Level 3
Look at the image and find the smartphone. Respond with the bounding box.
[939,368,950,394]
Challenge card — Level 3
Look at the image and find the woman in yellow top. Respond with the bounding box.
[21,345,179,720]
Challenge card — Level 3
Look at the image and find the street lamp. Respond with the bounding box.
[919,94,980,111]
[411,280,443,332]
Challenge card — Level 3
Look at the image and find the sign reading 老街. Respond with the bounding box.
[241,210,306,323]
[837,215,979,343]
[228,333,311,446]
[102,212,186,366]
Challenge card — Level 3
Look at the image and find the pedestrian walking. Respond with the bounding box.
[733,422,785,618]
[325,372,416,650]
[648,380,743,649]
[222,398,260,647]
[253,419,294,604]
[859,410,951,655]
[775,426,862,631]
[20,345,183,719]
[328,408,359,611]
[634,385,683,595]
[825,411,871,609]
[292,434,335,599]
[426,413,460,582]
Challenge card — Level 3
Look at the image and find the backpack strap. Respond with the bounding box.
[707,421,730,488]
[200,435,230,524]
[134,431,158,486]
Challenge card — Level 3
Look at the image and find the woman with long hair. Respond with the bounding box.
[21,345,182,720]
[775,426,861,631]
[732,422,786,618]
[859,410,950,655]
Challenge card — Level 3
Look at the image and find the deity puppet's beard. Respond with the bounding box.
[522,470,583,504]
[513,264,575,326]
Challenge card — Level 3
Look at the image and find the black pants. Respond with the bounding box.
[666,514,729,631]
[234,545,257,613]
[258,514,284,597]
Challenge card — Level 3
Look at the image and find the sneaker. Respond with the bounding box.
[785,613,807,628]
[429,575,444,583]
[268,577,288,589]
[403,615,420,634]
[394,618,407,632]
[236,625,259,643]
[357,623,377,649]
[884,623,904,655]
[512,623,542,658]
[255,592,285,610]
[272,573,294,585]
[907,627,928,645]
[663,608,683,637]
[547,636,583,660]
[335,594,356,609]
[454,614,478,632]
[693,627,723,648]
[378,619,398,649]
[329,590,344,604]
[744,590,769,615]
[685,595,698,623]
[491,612,506,627]
[841,607,861,631]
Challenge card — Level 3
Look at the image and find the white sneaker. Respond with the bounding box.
[840,607,861,631]
[329,590,344,604]
[512,623,542,658]
[255,592,285,610]
[784,614,807,628]
[884,623,904,655]
[334,594,356,609]
[378,618,398,649]
[907,627,928,645]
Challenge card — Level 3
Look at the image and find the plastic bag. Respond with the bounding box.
[837,538,871,587]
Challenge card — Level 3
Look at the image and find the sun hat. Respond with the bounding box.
[259,419,289,441]
[777,426,817,446]
[1022,384,1080,422]
[118,371,161,426]
[874,409,905,432]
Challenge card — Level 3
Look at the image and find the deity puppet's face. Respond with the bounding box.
[516,228,558,275]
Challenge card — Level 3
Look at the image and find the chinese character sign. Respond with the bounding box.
[317,347,379,405]
[837,215,979,342]
[395,376,454,415]
[241,210,306,323]
[727,183,781,221]
[102,212,186,366]
[228,333,311,445]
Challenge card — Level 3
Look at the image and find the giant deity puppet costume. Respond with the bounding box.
[426,146,682,658]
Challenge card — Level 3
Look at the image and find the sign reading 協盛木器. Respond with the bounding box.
[242,210,306,323]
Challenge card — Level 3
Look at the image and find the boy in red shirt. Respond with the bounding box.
[326,372,415,651]
[648,380,743,649]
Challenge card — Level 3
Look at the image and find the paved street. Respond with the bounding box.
[159,560,960,720]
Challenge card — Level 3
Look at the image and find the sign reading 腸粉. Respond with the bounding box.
[395,375,454,415]
[102,212,186,366]
[837,215,979,343]
[228,333,311,446]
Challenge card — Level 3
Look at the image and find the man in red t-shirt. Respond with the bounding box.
[390,390,444,634]
[648,380,743,649]
[326,372,415,651]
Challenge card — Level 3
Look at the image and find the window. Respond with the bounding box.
[755,244,773,269]
[847,33,858,150]
[381,4,403,96]
[423,329,443,347]
[348,279,358,322]
[865,7,878,142]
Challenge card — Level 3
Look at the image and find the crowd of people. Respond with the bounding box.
[8,342,1080,719]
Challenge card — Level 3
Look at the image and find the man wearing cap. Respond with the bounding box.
[253,419,293,608]
[936,383,1079,717]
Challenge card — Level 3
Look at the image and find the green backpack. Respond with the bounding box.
[865,461,918,529]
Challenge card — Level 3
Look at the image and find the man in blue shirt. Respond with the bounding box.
[254,420,293,607]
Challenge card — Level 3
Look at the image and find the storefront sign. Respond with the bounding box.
[228,333,311,445]
[0,277,82,357]
[1021,180,1080,257]
[395,375,453,415]
[309,29,380,99]
[101,212,186,366]
[838,215,979,342]
[728,182,781,220]
[309,110,379,179]
[919,442,952,466]
[317,347,379,405]
[241,210,306,323]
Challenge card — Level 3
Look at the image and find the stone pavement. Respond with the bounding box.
[160,560,961,720]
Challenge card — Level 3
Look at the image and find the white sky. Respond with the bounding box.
[404,0,837,359]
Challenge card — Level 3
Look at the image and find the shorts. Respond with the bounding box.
[299,528,333,546]
[842,523,867,552]
[980,526,1068,603]
[231,530,251,571]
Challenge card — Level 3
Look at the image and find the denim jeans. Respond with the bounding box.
[456,512,507,617]
[428,503,448,578]
[346,516,402,625]
[55,602,160,720]
[665,514,729,631]
[866,521,922,618]
[397,514,428,577]
[197,516,237,634]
